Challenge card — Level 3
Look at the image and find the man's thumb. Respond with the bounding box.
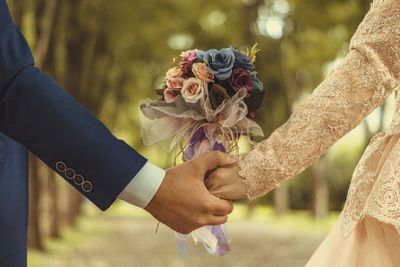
[196,151,236,174]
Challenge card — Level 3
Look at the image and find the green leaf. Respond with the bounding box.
[156,89,165,96]
[209,83,229,109]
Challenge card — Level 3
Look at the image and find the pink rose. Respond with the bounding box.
[164,89,178,103]
[164,77,184,103]
[228,68,253,92]
[166,77,185,91]
[166,67,183,79]
[192,63,214,83]
[181,78,208,103]
[180,49,198,70]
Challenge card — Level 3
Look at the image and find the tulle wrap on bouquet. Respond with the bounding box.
[140,88,263,256]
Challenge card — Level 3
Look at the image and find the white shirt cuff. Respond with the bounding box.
[118,161,165,208]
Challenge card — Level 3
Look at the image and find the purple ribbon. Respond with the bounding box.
[174,232,189,257]
[175,127,231,256]
[208,225,231,255]
[183,127,226,161]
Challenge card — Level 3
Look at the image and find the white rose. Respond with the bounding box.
[181,78,208,103]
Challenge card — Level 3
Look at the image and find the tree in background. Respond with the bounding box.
[7,0,378,251]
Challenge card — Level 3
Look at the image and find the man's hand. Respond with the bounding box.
[144,151,236,234]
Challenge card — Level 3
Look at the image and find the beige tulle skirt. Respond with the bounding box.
[306,213,400,267]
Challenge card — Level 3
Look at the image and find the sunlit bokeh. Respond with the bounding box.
[265,16,284,39]
[168,34,194,50]
[7,0,383,266]
[208,10,227,26]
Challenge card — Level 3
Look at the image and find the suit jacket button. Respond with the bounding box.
[74,174,84,185]
[65,168,75,179]
[82,181,92,192]
[56,162,66,172]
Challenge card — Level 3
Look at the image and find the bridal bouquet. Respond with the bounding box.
[140,45,265,256]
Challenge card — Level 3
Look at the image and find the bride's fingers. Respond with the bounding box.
[204,176,216,189]
[210,185,248,200]
[205,167,233,189]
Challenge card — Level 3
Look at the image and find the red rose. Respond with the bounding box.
[228,68,253,92]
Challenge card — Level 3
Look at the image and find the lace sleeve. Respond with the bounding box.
[239,0,400,199]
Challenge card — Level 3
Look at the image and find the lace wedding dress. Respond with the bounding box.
[238,0,400,266]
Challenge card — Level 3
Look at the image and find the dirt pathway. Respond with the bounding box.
[30,213,326,267]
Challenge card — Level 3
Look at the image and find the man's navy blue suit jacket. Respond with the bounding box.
[0,0,147,265]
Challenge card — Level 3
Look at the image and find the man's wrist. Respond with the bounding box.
[118,161,165,208]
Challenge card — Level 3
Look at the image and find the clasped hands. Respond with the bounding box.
[145,151,248,234]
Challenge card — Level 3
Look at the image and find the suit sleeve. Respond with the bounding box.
[0,0,147,211]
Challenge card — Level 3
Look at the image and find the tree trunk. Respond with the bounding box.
[311,157,329,219]
[47,169,60,238]
[65,189,83,228]
[27,154,43,250]
[273,184,289,215]
[21,0,37,49]
[35,0,57,68]
[271,82,293,216]
[246,199,257,218]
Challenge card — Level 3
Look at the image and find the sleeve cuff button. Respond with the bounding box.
[82,181,93,192]
[74,174,84,185]
[65,168,75,179]
[56,162,66,172]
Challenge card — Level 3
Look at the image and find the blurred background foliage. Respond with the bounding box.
[6,0,394,265]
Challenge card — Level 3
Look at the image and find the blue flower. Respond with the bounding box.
[203,47,235,80]
[232,46,255,69]
[196,50,206,62]
[250,72,264,92]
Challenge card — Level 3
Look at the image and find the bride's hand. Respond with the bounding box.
[205,165,249,200]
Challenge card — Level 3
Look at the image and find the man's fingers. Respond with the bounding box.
[210,197,233,216]
[195,151,236,175]
[207,215,229,225]
[208,189,226,200]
